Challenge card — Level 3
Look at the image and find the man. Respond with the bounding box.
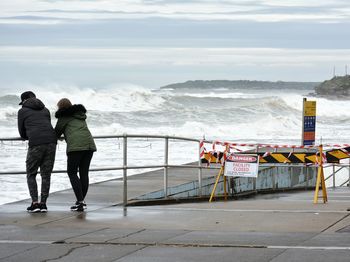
[18,91,57,213]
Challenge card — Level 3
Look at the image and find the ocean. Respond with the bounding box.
[0,84,349,205]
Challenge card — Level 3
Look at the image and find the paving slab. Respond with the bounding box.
[49,244,146,262]
[39,204,348,233]
[163,231,317,247]
[269,248,350,262]
[0,243,39,260]
[115,246,284,262]
[0,224,108,242]
[1,243,85,262]
[109,229,190,244]
[301,232,350,247]
[66,228,143,243]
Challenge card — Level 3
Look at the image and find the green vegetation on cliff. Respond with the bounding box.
[160,80,318,90]
[314,75,350,97]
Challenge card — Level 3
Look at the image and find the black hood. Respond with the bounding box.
[22,98,45,110]
[55,104,87,119]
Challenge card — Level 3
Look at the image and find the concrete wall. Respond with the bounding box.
[134,165,318,200]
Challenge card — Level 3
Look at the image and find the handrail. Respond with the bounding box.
[0,137,22,141]
[2,135,350,205]
[0,134,201,142]
[0,134,204,206]
[0,165,216,175]
[324,166,345,181]
[323,163,350,188]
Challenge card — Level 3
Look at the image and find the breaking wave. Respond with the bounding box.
[0,83,349,142]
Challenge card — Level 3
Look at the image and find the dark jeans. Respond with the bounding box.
[67,150,94,202]
[26,143,57,203]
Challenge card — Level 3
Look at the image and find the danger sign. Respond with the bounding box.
[224,154,259,178]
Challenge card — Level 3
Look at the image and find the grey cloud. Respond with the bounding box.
[30,6,333,15]
[0,18,349,49]
[39,0,96,2]
[0,0,349,26]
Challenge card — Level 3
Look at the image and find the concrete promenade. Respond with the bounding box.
[1,167,350,261]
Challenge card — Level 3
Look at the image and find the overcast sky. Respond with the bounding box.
[1,0,350,88]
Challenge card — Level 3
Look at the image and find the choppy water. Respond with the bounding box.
[0,84,349,204]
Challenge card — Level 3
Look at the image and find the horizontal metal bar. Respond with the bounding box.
[0,134,201,143]
[0,163,227,175]
[0,162,317,176]
[0,137,23,141]
[4,135,350,146]
[116,134,200,142]
[0,164,212,175]
[323,163,350,168]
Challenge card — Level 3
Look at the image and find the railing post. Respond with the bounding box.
[164,136,169,198]
[272,167,276,190]
[348,159,350,188]
[198,140,202,197]
[332,164,336,189]
[123,134,128,207]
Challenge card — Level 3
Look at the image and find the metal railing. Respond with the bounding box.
[0,134,208,206]
[324,163,350,188]
[2,135,350,206]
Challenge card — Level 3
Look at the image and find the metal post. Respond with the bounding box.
[198,141,202,197]
[254,145,258,192]
[272,167,276,190]
[164,137,169,198]
[349,158,350,188]
[123,134,128,207]
[333,164,336,189]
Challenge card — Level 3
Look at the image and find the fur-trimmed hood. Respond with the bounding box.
[55,104,87,120]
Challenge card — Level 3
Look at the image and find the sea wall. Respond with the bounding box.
[134,165,317,200]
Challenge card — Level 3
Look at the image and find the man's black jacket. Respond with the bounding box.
[18,98,57,147]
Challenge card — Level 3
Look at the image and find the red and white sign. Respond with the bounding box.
[224,154,259,178]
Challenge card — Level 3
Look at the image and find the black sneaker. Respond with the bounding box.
[40,203,48,213]
[27,203,41,213]
[72,201,87,210]
[70,202,84,212]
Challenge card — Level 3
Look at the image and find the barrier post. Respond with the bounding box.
[332,164,335,188]
[305,166,309,188]
[348,158,350,188]
[223,169,228,201]
[254,145,258,192]
[123,134,128,207]
[209,145,229,202]
[313,145,328,204]
[209,165,224,202]
[198,141,202,197]
[164,136,169,198]
[223,145,229,200]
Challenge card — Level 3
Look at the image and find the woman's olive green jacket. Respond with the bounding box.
[55,104,96,153]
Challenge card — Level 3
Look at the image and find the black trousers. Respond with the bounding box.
[26,143,57,203]
[67,150,94,202]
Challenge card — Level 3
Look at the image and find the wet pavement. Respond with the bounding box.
[1,167,350,261]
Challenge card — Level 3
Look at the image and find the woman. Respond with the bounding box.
[55,98,96,212]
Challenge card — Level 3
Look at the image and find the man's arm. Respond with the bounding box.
[17,109,28,139]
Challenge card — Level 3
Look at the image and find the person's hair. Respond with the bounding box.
[57,98,72,109]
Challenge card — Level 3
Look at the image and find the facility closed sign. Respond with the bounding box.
[224,154,259,178]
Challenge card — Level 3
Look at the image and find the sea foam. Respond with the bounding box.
[1,84,349,204]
